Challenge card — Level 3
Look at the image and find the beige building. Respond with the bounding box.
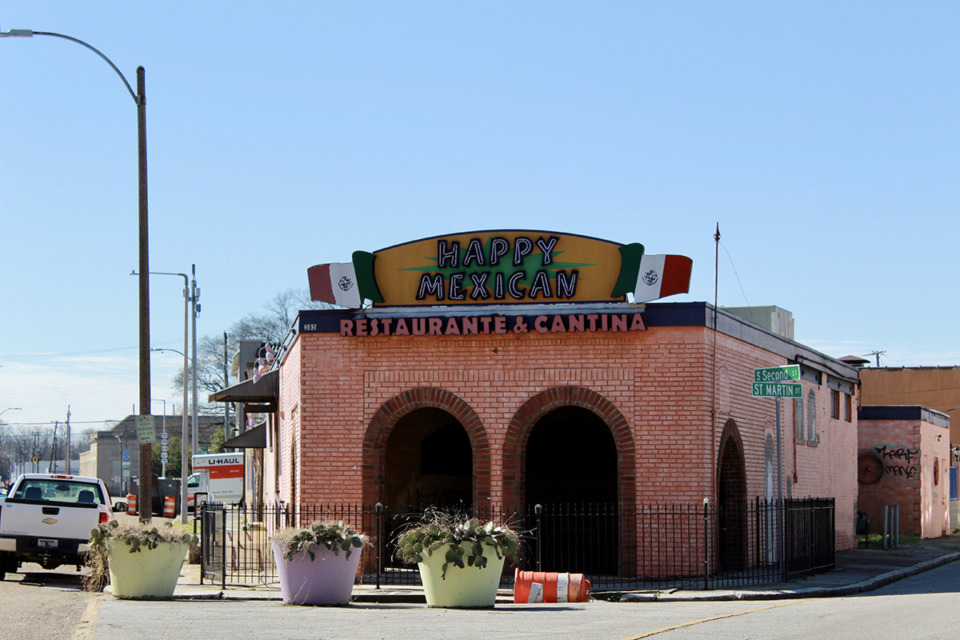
[859,367,960,452]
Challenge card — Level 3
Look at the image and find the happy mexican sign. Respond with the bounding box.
[308,230,692,308]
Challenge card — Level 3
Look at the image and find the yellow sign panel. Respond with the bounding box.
[371,231,638,307]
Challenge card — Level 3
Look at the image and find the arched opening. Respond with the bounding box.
[525,406,618,575]
[363,387,490,508]
[526,407,617,504]
[384,408,473,511]
[717,421,747,571]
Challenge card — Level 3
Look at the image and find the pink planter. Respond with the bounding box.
[271,539,363,605]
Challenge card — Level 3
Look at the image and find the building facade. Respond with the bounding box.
[216,231,862,581]
[857,406,950,538]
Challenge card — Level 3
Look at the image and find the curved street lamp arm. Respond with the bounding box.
[1,29,139,105]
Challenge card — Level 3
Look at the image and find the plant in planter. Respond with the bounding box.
[85,520,198,599]
[271,520,369,605]
[395,509,520,608]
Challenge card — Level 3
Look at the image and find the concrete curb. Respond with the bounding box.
[173,551,960,604]
[620,552,960,602]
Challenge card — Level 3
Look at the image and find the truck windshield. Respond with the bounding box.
[10,479,105,506]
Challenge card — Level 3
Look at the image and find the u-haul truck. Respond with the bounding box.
[187,453,243,509]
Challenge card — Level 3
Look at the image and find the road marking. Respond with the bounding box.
[620,601,801,639]
[72,594,104,640]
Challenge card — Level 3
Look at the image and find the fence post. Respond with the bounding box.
[703,499,710,590]
[196,503,203,586]
[882,505,889,549]
[535,504,542,572]
[222,505,227,591]
[375,502,383,590]
[893,505,900,547]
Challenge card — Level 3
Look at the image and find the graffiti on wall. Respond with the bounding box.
[874,444,920,481]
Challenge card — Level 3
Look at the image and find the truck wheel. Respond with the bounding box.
[0,552,6,581]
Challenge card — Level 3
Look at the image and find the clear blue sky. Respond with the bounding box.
[1,2,957,431]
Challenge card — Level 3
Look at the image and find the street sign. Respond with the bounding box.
[753,364,800,383]
[136,415,156,444]
[752,382,802,398]
[122,449,130,470]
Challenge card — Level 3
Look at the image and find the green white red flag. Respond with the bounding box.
[633,254,692,303]
[307,262,363,308]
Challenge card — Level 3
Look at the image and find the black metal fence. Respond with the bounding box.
[199,498,834,592]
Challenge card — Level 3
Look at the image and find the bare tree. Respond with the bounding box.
[4,424,54,475]
[167,288,331,413]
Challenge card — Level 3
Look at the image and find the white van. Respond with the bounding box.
[186,453,243,509]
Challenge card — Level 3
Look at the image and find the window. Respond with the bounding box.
[806,389,818,446]
[830,390,840,420]
[11,479,105,505]
[843,394,852,422]
[795,399,805,443]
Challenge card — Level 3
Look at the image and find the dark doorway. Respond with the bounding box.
[384,408,472,511]
[525,406,618,574]
[718,432,747,571]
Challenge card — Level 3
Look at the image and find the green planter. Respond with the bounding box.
[418,543,506,608]
[107,539,188,600]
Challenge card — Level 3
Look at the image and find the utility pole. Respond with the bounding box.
[65,406,71,474]
[224,331,230,438]
[191,264,200,455]
[51,422,59,473]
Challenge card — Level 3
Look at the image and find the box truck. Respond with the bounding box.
[187,453,244,509]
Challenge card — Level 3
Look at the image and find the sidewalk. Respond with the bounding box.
[171,534,960,603]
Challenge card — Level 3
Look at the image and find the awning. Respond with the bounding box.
[209,369,278,412]
[223,423,266,449]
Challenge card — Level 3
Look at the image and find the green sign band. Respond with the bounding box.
[753,365,800,383]
[752,382,802,398]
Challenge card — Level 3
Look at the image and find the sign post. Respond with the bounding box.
[135,415,154,524]
[752,365,801,582]
[136,415,156,444]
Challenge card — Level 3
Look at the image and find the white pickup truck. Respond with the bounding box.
[0,473,116,579]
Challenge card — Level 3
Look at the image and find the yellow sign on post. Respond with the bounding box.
[136,414,155,445]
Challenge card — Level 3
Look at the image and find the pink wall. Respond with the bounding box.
[857,409,950,538]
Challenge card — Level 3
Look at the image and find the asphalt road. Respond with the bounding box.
[81,561,960,640]
[0,563,94,640]
[3,558,959,640]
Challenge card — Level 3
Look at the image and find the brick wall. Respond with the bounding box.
[858,414,950,538]
[273,311,857,549]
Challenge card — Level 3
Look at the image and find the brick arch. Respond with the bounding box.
[362,387,490,506]
[717,419,747,570]
[502,386,635,506]
[717,419,746,494]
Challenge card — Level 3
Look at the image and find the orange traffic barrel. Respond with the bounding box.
[126,493,137,515]
[514,568,591,603]
[163,495,176,518]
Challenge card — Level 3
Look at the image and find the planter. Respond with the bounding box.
[107,540,188,600]
[417,543,506,608]
[272,539,363,605]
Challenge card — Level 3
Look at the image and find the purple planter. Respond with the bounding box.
[272,539,363,605]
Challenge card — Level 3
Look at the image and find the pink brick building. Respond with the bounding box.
[857,406,950,538]
[216,231,862,581]
[256,301,860,558]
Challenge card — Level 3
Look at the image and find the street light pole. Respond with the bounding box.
[139,270,191,523]
[191,265,200,458]
[114,434,125,495]
[1,27,152,518]
[152,399,167,477]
